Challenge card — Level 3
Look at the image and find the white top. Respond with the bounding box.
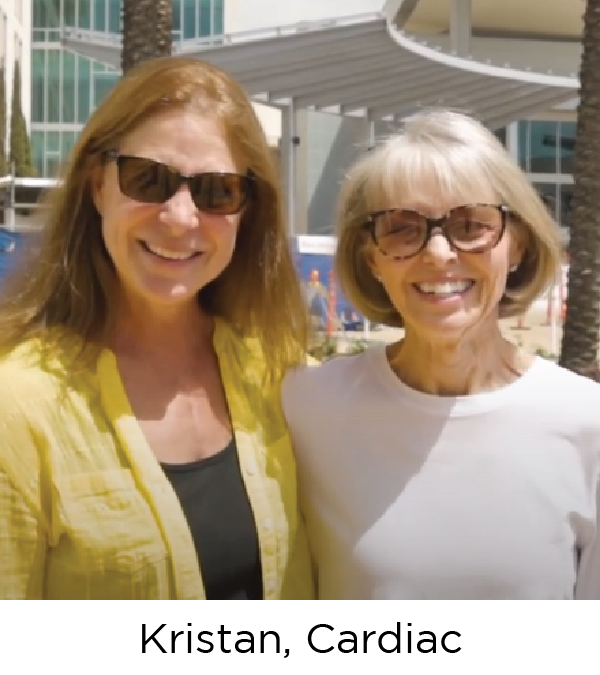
[282,346,600,599]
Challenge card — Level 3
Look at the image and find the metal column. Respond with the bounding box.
[281,99,298,237]
[450,0,472,57]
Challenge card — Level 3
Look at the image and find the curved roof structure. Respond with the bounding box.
[406,0,582,40]
[61,6,578,129]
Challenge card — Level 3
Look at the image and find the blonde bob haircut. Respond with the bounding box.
[335,109,563,328]
[0,57,308,379]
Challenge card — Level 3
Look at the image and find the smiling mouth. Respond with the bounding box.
[140,241,202,261]
[413,280,475,297]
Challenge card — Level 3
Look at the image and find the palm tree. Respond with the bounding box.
[121,0,172,74]
[559,0,600,378]
[9,62,36,178]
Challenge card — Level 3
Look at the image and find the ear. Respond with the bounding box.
[90,163,107,216]
[508,221,528,271]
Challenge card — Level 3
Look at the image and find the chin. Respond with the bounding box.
[134,284,201,307]
[412,314,482,341]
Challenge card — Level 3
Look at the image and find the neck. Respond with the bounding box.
[109,297,213,367]
[388,320,531,396]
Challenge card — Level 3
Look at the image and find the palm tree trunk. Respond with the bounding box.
[121,0,172,75]
[559,0,600,379]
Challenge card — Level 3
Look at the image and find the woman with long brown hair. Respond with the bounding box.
[0,57,313,600]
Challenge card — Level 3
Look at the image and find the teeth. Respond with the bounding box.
[416,281,473,295]
[144,243,196,261]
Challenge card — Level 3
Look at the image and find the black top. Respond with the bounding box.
[161,438,263,600]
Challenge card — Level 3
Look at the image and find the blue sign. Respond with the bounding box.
[290,236,365,331]
[0,228,25,289]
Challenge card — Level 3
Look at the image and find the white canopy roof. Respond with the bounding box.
[62,8,578,129]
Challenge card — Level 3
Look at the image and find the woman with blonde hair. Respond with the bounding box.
[283,109,600,599]
[0,57,313,600]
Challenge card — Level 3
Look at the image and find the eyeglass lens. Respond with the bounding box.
[371,205,504,258]
[115,155,252,215]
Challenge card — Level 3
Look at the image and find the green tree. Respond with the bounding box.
[9,62,36,177]
[0,64,6,177]
[559,0,600,378]
[121,0,172,74]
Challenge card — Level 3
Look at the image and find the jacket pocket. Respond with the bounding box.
[47,469,170,599]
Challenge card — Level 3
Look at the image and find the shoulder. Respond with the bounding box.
[282,347,376,420]
[0,335,96,421]
[0,340,54,415]
[0,341,57,508]
[528,358,600,443]
[214,317,316,385]
[530,357,600,401]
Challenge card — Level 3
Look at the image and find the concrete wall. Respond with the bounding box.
[303,112,369,235]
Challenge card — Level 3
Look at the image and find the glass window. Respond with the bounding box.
[517,121,529,171]
[35,0,60,29]
[93,0,106,30]
[64,0,76,26]
[46,131,60,153]
[108,0,120,32]
[61,131,76,161]
[529,121,558,174]
[77,57,91,123]
[62,51,76,123]
[213,0,224,34]
[533,182,558,220]
[78,0,91,29]
[184,0,196,38]
[46,155,62,178]
[33,0,43,28]
[559,184,574,229]
[559,122,576,175]
[93,72,117,109]
[47,50,61,123]
[173,0,181,33]
[199,0,213,36]
[31,131,45,176]
[31,49,46,123]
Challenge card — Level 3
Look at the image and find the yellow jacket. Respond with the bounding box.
[0,319,314,599]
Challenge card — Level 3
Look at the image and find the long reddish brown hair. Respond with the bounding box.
[0,57,308,379]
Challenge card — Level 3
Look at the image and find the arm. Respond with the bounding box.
[280,368,319,599]
[575,474,600,599]
[0,471,46,599]
[0,371,48,599]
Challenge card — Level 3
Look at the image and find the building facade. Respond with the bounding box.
[31,0,581,241]
[0,0,32,157]
[220,0,581,239]
[31,0,224,176]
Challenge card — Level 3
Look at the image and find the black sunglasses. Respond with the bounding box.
[365,204,510,260]
[105,150,256,216]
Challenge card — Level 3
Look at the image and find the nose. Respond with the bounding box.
[160,185,199,231]
[421,229,458,266]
